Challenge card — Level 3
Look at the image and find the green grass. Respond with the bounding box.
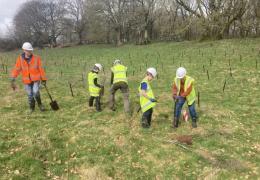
[0,38,259,179]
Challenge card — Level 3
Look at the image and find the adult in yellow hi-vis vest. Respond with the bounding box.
[109,59,130,114]
[172,67,197,128]
[88,63,103,112]
[139,68,157,128]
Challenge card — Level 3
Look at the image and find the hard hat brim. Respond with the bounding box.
[176,75,185,79]
[23,47,33,51]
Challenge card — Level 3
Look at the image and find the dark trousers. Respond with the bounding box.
[89,96,101,111]
[109,82,130,113]
[141,108,153,128]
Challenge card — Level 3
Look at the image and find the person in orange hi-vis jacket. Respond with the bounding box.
[10,42,47,113]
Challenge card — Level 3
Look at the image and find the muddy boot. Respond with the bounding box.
[29,99,35,114]
[192,118,197,128]
[96,97,102,112]
[141,117,149,128]
[172,117,179,128]
[35,96,45,111]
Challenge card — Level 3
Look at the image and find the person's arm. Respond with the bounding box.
[11,57,22,79]
[37,56,47,81]
[110,72,114,85]
[181,83,193,97]
[172,83,178,97]
[94,78,102,88]
[140,82,151,99]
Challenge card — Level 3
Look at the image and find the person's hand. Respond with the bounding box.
[173,95,183,100]
[41,80,46,86]
[150,98,157,103]
[10,78,16,91]
[11,81,16,91]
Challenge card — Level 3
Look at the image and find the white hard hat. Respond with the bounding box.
[114,59,121,65]
[94,63,102,71]
[147,67,157,78]
[22,42,33,51]
[176,67,186,79]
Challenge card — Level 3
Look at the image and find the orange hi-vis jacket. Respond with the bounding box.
[11,54,47,84]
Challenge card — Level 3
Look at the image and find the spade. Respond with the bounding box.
[44,84,59,111]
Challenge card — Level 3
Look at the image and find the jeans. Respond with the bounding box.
[174,98,197,120]
[141,108,153,128]
[24,81,41,109]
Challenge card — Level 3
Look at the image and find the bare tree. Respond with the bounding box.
[95,0,131,46]
[44,0,67,47]
[66,0,88,44]
[176,0,249,39]
[13,0,49,46]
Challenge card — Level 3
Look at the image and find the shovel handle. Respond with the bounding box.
[44,84,54,102]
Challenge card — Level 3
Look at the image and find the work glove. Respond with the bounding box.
[41,80,47,86]
[10,78,16,91]
[150,98,157,103]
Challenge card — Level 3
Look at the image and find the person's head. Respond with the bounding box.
[113,59,121,65]
[146,67,157,81]
[176,67,186,81]
[93,63,102,73]
[22,42,33,57]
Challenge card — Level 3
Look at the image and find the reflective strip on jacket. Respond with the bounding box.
[138,78,156,113]
[111,64,127,84]
[174,75,196,105]
[88,72,100,97]
[11,55,47,84]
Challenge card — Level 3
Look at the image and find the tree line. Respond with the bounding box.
[1,0,260,50]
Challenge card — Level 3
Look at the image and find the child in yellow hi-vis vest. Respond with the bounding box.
[138,68,157,128]
[88,64,103,112]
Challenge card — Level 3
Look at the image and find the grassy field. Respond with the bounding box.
[0,38,259,179]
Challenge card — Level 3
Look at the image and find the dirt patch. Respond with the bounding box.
[76,166,112,180]
[114,135,127,147]
[176,135,192,145]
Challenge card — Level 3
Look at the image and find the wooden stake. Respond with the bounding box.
[5,65,8,74]
[198,91,200,108]
[69,83,74,97]
[223,79,226,92]
[207,70,210,80]
[229,67,232,77]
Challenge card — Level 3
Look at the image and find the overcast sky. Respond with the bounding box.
[0,0,27,37]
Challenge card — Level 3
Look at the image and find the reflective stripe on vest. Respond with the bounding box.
[111,65,127,84]
[174,75,196,105]
[138,78,156,113]
[88,72,100,97]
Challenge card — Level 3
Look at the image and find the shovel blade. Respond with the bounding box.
[50,100,59,111]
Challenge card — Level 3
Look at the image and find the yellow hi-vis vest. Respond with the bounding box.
[88,72,100,97]
[174,75,196,105]
[139,78,156,113]
[111,64,127,84]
